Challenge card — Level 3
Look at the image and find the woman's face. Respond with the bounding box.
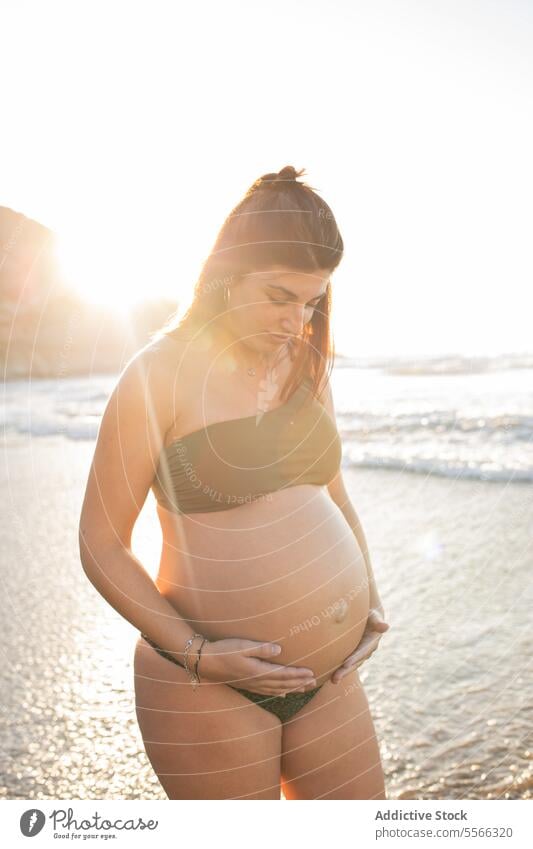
[222,265,331,354]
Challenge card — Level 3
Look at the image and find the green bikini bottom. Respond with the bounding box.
[140,633,323,722]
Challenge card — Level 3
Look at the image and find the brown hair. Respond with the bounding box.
[150,165,344,403]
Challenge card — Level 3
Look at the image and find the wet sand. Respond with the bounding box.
[1,436,531,799]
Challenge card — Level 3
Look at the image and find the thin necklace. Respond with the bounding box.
[216,320,292,380]
[244,341,289,379]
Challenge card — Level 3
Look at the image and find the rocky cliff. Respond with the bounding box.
[0,206,178,379]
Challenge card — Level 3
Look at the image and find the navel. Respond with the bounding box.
[333,597,349,623]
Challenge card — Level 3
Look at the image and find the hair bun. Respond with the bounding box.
[249,166,307,193]
[275,165,306,182]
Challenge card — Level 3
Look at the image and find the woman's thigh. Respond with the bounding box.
[280,669,386,800]
[133,637,283,799]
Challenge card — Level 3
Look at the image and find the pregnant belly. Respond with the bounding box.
[156,485,370,687]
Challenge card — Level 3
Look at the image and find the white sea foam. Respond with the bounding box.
[3,360,533,483]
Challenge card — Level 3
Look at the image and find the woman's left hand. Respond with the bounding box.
[330,607,390,684]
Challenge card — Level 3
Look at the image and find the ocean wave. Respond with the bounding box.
[336,352,533,375]
[341,455,533,483]
[338,412,533,442]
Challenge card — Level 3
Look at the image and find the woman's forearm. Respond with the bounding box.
[79,531,199,663]
[336,499,383,609]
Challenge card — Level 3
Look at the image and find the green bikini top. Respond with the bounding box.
[151,376,342,514]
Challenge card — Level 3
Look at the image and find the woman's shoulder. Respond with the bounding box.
[115,332,191,404]
[150,322,210,353]
[143,326,202,366]
[137,326,214,397]
[108,335,194,439]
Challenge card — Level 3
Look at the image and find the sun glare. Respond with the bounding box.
[54,228,154,316]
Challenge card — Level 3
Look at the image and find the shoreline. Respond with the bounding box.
[0,438,531,799]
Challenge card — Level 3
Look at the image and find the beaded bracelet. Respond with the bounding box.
[184,633,204,689]
[194,637,209,682]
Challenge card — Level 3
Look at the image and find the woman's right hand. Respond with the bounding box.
[199,638,317,696]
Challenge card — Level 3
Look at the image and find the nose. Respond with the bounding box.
[280,303,308,337]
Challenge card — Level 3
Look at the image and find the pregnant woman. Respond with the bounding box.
[79,166,390,800]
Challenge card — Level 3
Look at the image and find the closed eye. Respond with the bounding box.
[268,296,323,308]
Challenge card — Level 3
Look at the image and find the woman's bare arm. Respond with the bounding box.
[320,377,384,610]
[78,340,200,663]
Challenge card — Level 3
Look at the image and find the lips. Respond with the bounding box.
[270,333,291,341]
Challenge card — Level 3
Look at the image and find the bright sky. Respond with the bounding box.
[1,0,531,358]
